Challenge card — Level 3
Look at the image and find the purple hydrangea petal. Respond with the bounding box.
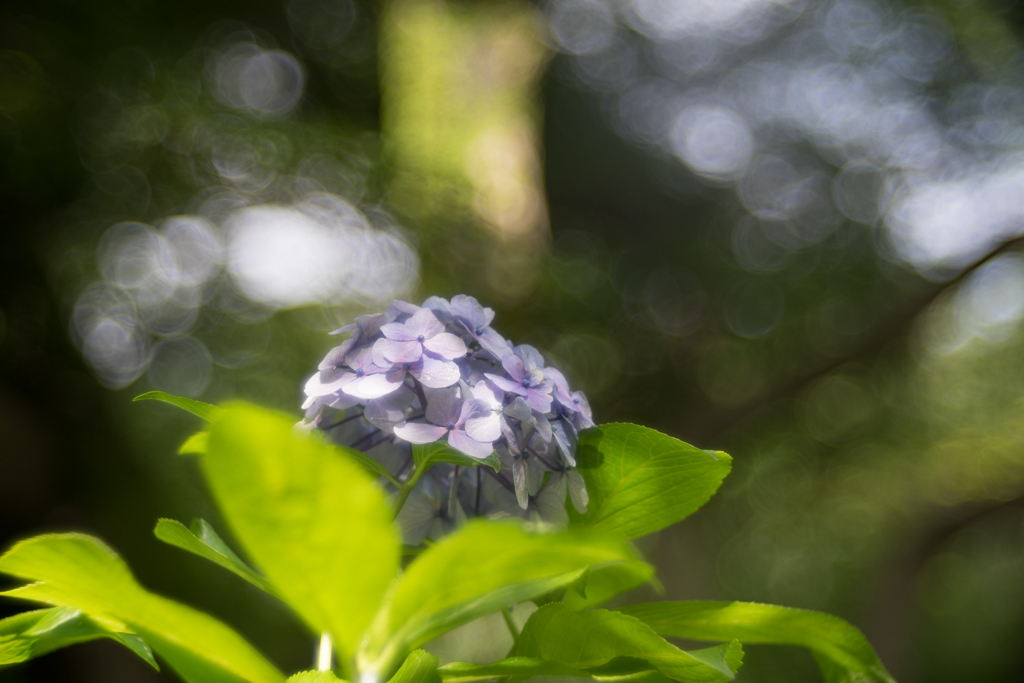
[474,327,514,360]
[555,387,577,411]
[464,408,502,443]
[356,312,393,337]
[486,373,527,396]
[328,322,358,335]
[371,339,391,368]
[457,356,495,384]
[526,366,547,387]
[571,391,594,426]
[567,469,588,513]
[421,296,453,323]
[532,412,553,443]
[380,322,418,342]
[339,333,363,355]
[323,392,362,410]
[447,429,494,459]
[378,339,423,363]
[318,345,349,372]
[423,332,468,360]
[394,421,449,444]
[503,396,532,421]
[305,371,353,397]
[512,457,529,510]
[450,294,493,330]
[472,379,504,410]
[388,299,421,316]
[552,420,577,466]
[413,356,461,388]
[318,365,349,386]
[526,456,544,495]
[457,397,492,425]
[544,366,571,395]
[345,343,375,369]
[365,389,415,433]
[525,387,553,414]
[500,354,525,382]
[500,417,520,456]
[342,370,405,399]
[403,308,445,338]
[426,386,462,426]
[515,344,546,372]
[563,416,579,441]
[535,474,569,526]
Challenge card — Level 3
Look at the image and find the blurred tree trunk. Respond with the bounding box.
[378,0,551,301]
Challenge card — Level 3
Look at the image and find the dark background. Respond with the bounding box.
[4,1,1024,681]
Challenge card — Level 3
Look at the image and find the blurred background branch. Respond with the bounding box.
[706,233,1024,442]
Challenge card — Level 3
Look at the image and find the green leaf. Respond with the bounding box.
[387,650,440,683]
[572,424,732,539]
[0,636,33,665]
[514,603,742,683]
[438,657,675,683]
[0,533,284,683]
[562,561,655,610]
[153,518,277,596]
[179,431,209,455]
[203,403,399,663]
[360,521,649,676]
[584,658,674,683]
[338,444,401,486]
[615,601,895,683]
[0,607,158,669]
[134,391,221,421]
[413,442,500,473]
[286,671,345,683]
[439,657,586,682]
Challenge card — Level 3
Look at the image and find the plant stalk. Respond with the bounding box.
[392,464,425,519]
[317,632,333,671]
[501,607,520,645]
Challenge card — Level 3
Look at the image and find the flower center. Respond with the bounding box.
[355,368,364,377]
[521,378,530,388]
[445,421,455,430]
[572,396,580,404]
[402,363,411,370]
[475,327,483,335]
[417,334,425,342]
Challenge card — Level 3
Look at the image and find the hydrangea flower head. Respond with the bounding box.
[301,295,593,536]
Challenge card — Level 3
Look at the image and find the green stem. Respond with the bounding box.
[501,607,520,644]
[317,632,333,672]
[447,466,460,517]
[392,464,426,519]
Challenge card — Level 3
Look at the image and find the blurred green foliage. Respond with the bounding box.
[3,0,1024,682]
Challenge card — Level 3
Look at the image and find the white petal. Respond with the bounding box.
[464,410,502,443]
[447,429,494,459]
[393,422,448,444]
[305,371,352,397]
[343,372,404,399]
[414,357,461,388]
[423,332,468,360]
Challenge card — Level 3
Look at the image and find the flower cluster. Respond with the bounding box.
[301,295,592,542]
